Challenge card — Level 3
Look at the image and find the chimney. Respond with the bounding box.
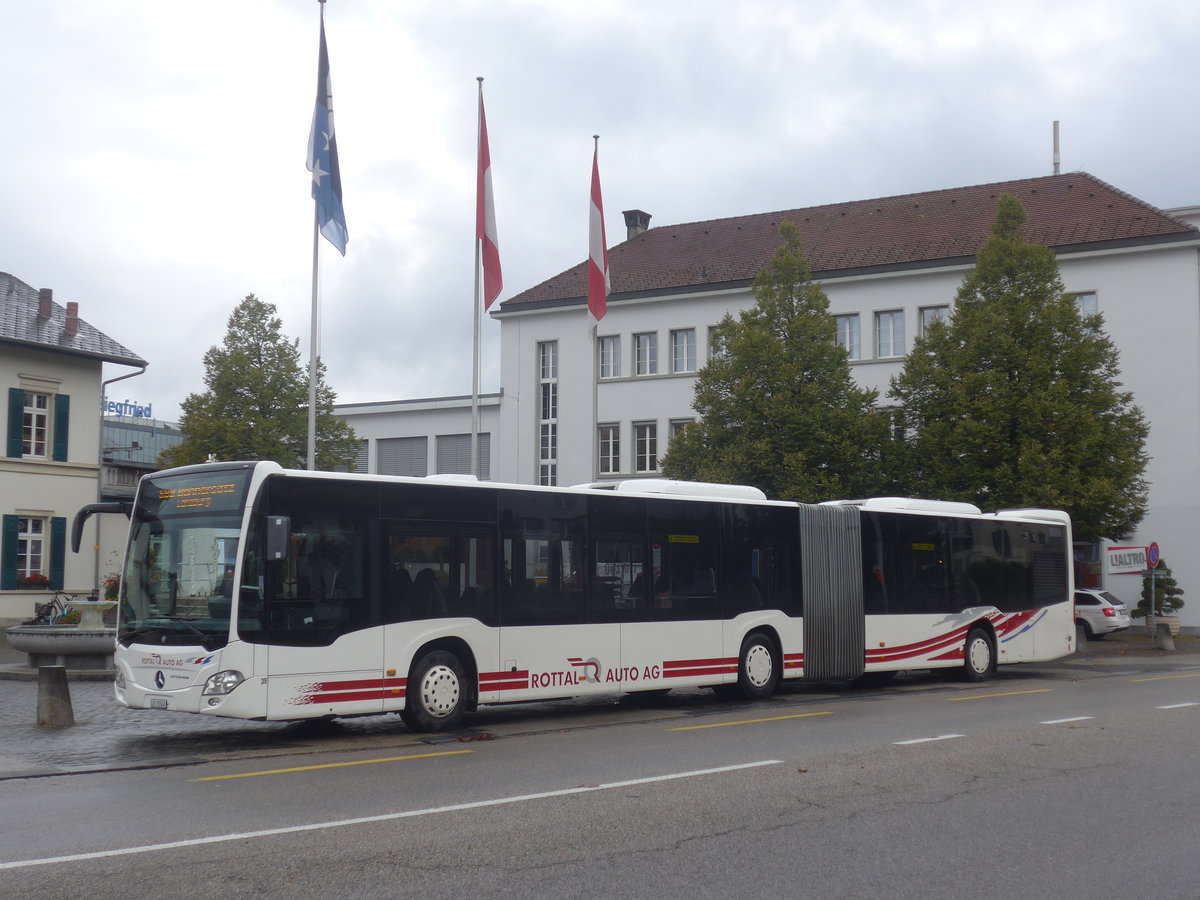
[37,288,53,321]
[65,301,79,337]
[622,209,652,240]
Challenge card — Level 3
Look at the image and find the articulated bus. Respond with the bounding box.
[79,461,1075,731]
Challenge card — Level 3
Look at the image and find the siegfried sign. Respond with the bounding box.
[1106,545,1147,575]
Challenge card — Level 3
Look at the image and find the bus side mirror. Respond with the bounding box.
[266,516,291,561]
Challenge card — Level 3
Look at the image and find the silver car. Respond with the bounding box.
[1074,589,1132,640]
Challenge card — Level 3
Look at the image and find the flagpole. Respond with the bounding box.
[308,204,320,471]
[588,133,597,482]
[588,134,608,483]
[306,1,325,471]
[591,136,599,482]
[306,0,347,470]
[471,78,484,479]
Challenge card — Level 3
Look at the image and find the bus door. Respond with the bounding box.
[497,533,622,701]
[382,525,500,711]
[259,491,384,719]
[621,502,723,689]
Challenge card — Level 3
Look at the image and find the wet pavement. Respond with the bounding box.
[2,637,1198,781]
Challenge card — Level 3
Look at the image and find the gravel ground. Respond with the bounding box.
[1073,626,1198,656]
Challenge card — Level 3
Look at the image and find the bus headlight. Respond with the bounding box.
[203,670,245,695]
[114,668,127,690]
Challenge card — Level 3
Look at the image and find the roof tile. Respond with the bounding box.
[501,172,1197,308]
[0,271,147,365]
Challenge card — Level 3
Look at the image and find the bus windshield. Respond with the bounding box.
[118,467,253,650]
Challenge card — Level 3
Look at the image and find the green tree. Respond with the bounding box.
[159,294,358,471]
[889,194,1148,541]
[1135,557,1185,619]
[661,221,891,501]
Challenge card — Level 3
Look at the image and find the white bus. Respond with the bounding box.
[78,461,1075,731]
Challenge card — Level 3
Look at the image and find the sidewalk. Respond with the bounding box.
[1,636,1197,781]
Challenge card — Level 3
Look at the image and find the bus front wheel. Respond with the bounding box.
[737,631,780,700]
[403,649,466,732]
[962,628,994,683]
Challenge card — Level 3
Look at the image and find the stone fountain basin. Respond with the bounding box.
[5,624,116,670]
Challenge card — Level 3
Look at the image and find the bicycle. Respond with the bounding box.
[30,591,76,625]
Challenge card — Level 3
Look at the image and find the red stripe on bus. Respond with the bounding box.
[864,626,971,663]
[480,670,529,682]
[303,678,388,691]
[663,657,736,671]
[480,671,530,692]
[663,663,738,679]
[298,688,402,705]
[488,679,530,692]
[929,648,964,662]
[993,610,1038,635]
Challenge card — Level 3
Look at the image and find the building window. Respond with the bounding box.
[919,305,949,337]
[17,517,46,581]
[835,314,860,360]
[634,333,658,376]
[598,424,620,474]
[8,387,70,462]
[634,422,658,473]
[436,433,491,480]
[22,392,50,458]
[376,437,428,477]
[670,329,696,373]
[598,335,621,379]
[876,310,905,358]
[538,341,558,486]
[708,326,729,361]
[1073,292,1098,317]
[669,419,693,443]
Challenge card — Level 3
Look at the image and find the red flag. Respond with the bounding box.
[587,138,609,323]
[476,86,502,309]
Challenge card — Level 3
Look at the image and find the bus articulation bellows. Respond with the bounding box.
[88,461,1075,731]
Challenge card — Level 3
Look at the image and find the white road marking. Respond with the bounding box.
[0,759,783,872]
[1156,702,1199,709]
[893,734,964,745]
[1040,716,1094,724]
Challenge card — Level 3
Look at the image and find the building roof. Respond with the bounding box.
[499,172,1198,311]
[0,271,146,366]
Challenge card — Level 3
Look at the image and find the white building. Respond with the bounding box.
[338,173,1200,625]
[1,274,147,626]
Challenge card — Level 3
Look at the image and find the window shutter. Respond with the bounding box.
[377,437,428,477]
[49,517,67,591]
[52,394,70,462]
[1,515,18,590]
[6,388,23,458]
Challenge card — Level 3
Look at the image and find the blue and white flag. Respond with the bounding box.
[307,12,348,255]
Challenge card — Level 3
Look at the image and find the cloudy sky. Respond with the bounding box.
[5,0,1198,421]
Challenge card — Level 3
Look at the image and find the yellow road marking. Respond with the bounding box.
[190,749,473,782]
[669,711,832,731]
[1132,672,1200,683]
[946,689,1052,702]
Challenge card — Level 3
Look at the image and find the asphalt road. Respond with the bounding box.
[2,654,1199,899]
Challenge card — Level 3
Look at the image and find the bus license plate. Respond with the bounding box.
[149,697,169,709]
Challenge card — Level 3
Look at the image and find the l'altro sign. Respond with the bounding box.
[1106,545,1148,575]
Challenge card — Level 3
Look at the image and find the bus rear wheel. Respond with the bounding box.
[961,627,994,683]
[737,631,780,700]
[403,649,466,732]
